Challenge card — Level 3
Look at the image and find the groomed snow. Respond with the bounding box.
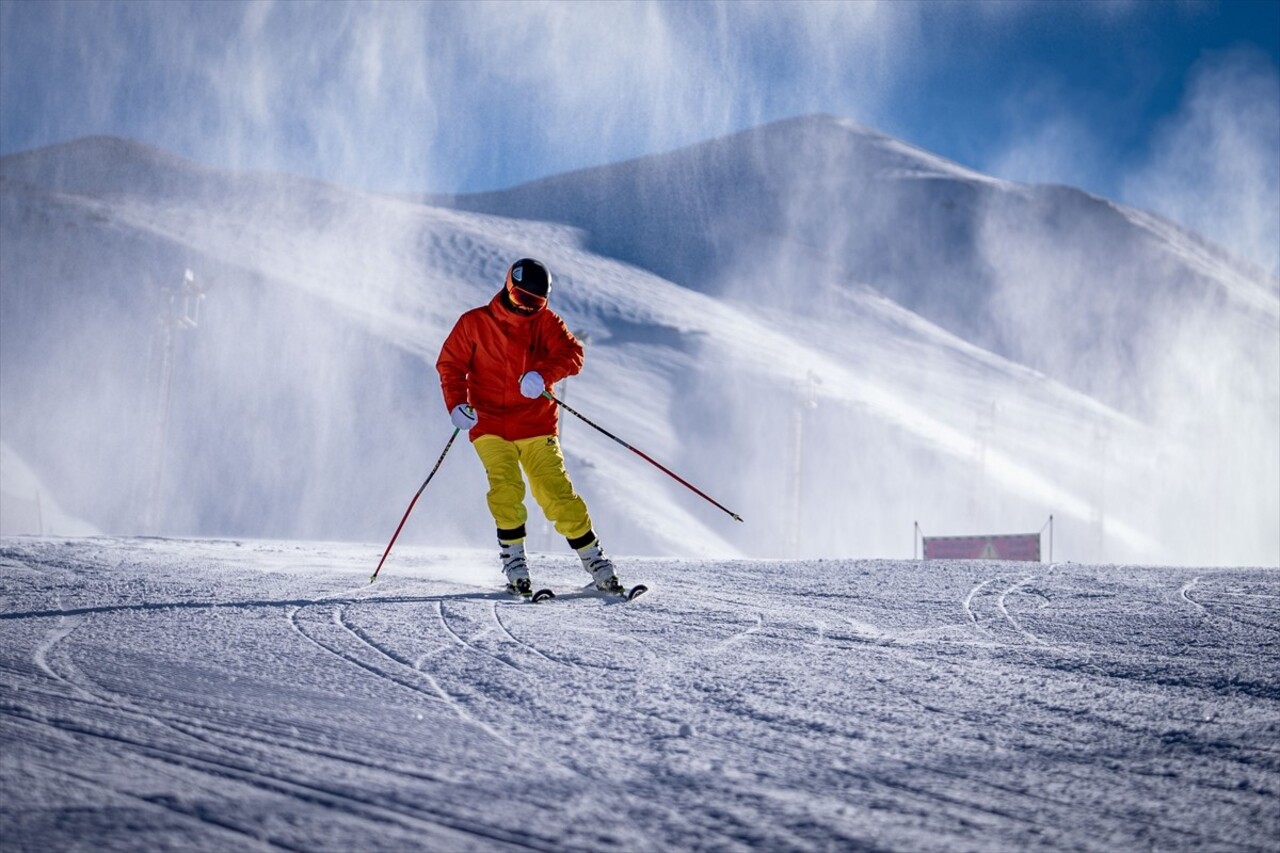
[2,536,1276,851]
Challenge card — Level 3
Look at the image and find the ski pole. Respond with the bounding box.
[370,428,460,583]
[544,391,743,523]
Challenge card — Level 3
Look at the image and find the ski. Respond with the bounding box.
[505,585,556,603]
[590,583,648,601]
[507,584,647,602]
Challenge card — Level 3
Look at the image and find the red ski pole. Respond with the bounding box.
[370,428,460,583]
[544,391,743,523]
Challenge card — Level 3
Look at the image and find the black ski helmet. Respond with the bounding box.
[504,258,552,313]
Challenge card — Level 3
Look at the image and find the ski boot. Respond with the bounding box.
[501,540,532,597]
[578,539,624,595]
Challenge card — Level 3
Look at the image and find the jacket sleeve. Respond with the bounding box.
[534,313,585,386]
[435,314,474,412]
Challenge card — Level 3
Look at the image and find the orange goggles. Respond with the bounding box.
[507,280,548,311]
[505,260,551,312]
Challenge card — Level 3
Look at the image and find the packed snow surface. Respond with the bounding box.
[2,537,1276,851]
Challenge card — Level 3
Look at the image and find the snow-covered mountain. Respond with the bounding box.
[434,115,1278,414]
[1,118,1276,565]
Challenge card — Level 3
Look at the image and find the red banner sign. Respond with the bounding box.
[923,533,1041,561]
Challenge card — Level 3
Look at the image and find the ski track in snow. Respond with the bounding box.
[1,537,1278,852]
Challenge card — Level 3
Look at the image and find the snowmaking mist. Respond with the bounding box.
[969,49,1280,568]
[437,115,1278,565]
[0,143,443,540]
[2,2,1277,566]
[0,0,911,554]
[708,117,1278,566]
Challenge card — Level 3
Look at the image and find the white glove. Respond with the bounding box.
[519,371,546,399]
[450,404,477,430]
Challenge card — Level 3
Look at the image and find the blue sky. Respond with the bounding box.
[2,0,1278,270]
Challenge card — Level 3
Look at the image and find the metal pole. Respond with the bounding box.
[371,429,460,583]
[545,391,743,523]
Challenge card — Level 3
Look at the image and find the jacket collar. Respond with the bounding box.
[489,289,539,326]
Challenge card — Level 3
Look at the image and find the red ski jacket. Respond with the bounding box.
[436,291,584,441]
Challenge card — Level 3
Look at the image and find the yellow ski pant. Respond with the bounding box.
[472,434,593,544]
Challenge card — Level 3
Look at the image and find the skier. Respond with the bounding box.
[436,258,624,597]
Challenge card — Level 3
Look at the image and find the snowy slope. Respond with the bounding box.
[1,537,1277,851]
[1,126,1276,565]
[433,114,1279,414]
[435,115,1280,564]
